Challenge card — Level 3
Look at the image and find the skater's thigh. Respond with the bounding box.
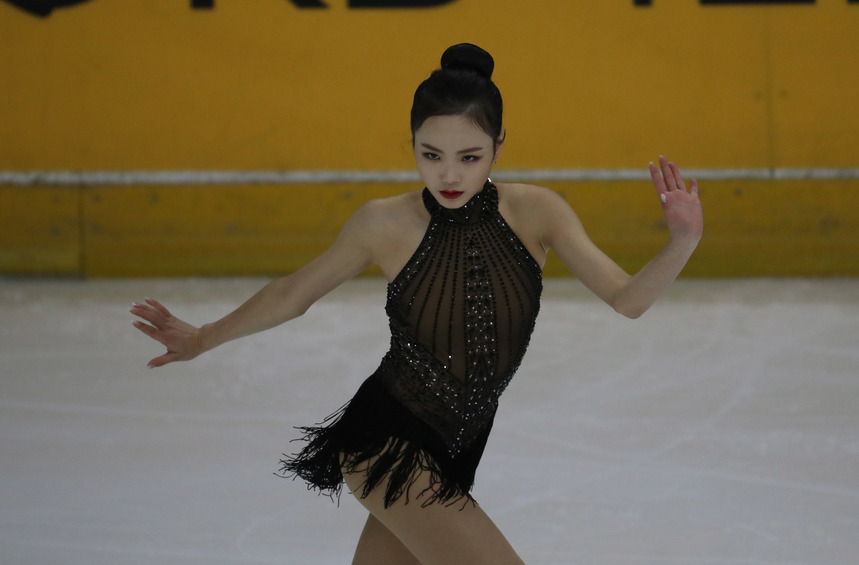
[352,514,420,565]
[342,455,525,565]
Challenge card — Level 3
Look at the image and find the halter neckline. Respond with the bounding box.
[421,180,497,225]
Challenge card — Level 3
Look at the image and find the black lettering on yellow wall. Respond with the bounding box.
[635,0,834,4]
[3,0,854,17]
[288,0,329,7]
[700,0,814,4]
[283,0,457,7]
[2,0,90,17]
[349,0,456,6]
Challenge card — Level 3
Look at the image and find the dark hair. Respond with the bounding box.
[410,43,504,145]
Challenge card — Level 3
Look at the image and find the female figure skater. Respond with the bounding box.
[131,43,702,564]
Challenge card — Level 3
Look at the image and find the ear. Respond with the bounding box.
[494,127,506,163]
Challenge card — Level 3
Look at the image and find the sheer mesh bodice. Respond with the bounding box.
[376,181,542,457]
[280,181,543,506]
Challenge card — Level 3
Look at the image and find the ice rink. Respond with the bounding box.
[1,276,857,565]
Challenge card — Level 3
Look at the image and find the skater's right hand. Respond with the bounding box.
[130,298,204,368]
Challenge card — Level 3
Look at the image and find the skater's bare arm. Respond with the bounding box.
[131,204,378,368]
[534,157,702,318]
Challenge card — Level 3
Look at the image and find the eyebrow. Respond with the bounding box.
[420,143,486,155]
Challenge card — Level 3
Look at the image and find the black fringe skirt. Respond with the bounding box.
[278,376,494,508]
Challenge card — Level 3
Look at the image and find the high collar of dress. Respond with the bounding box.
[422,180,496,226]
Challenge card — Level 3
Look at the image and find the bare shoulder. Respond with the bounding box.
[497,182,568,208]
[493,183,564,266]
[496,182,576,231]
[350,189,426,236]
[364,189,425,215]
[345,189,428,279]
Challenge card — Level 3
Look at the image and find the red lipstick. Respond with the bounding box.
[440,190,464,200]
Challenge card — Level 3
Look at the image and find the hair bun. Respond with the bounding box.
[440,43,494,80]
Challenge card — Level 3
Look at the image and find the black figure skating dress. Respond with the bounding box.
[280,181,542,507]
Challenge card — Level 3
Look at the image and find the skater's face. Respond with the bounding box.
[414,114,502,209]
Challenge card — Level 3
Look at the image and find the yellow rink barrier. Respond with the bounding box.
[3,177,857,277]
[2,1,858,277]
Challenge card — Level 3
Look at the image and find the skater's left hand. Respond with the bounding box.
[650,155,703,246]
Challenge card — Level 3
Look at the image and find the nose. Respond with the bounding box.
[441,162,460,186]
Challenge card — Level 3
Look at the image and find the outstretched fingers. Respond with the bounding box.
[649,158,669,203]
[130,298,198,368]
[131,298,168,325]
[660,155,680,192]
[650,161,668,199]
[131,318,157,338]
[651,156,697,205]
[147,351,180,369]
[144,297,172,318]
[648,156,704,243]
[669,161,690,195]
[689,177,699,198]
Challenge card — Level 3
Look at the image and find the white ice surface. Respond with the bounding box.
[1,277,858,565]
